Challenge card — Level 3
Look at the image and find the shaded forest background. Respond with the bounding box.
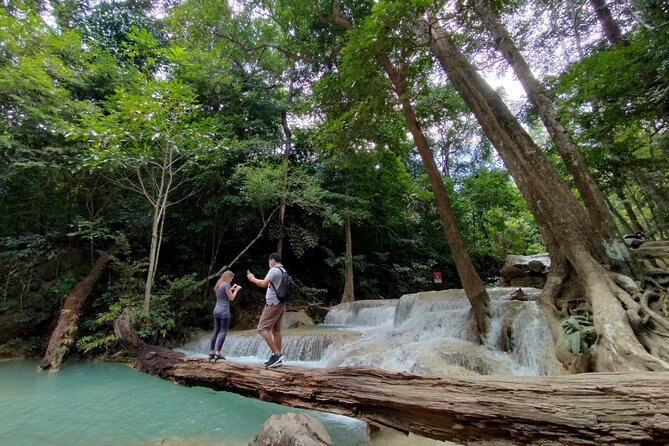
[0,0,667,361]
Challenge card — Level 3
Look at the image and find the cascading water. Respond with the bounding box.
[324,299,397,327]
[179,287,564,376]
[179,327,358,364]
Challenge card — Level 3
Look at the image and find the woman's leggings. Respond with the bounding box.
[209,316,230,352]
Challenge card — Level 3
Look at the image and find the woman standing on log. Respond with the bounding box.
[208,270,241,361]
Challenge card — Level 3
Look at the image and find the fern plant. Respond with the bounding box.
[559,314,597,354]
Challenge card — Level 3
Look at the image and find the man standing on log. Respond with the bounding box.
[247,253,286,368]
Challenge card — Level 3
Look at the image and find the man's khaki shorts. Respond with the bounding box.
[257,302,286,332]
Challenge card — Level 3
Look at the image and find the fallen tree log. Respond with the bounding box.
[40,247,117,371]
[114,309,669,445]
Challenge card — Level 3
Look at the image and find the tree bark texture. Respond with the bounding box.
[415,16,668,372]
[113,318,669,446]
[473,0,618,242]
[40,247,116,371]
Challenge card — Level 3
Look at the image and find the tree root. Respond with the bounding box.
[537,255,588,372]
[570,248,669,371]
[606,273,669,338]
[640,290,669,333]
[640,330,669,362]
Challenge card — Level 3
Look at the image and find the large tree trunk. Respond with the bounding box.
[277,108,293,256]
[320,3,491,341]
[588,0,627,45]
[384,58,490,342]
[113,314,669,445]
[472,0,619,244]
[40,247,116,371]
[341,170,355,304]
[415,15,668,371]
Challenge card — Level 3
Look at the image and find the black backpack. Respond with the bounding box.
[270,266,294,302]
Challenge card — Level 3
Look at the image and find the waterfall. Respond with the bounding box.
[324,299,398,327]
[179,287,563,376]
[317,287,562,375]
[178,328,359,364]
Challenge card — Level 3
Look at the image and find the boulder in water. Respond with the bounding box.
[283,310,315,328]
[249,413,333,446]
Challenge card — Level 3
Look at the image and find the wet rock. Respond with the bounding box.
[233,312,260,331]
[527,260,546,275]
[249,413,333,446]
[509,276,546,288]
[500,253,550,288]
[624,231,646,248]
[500,264,524,283]
[510,288,529,301]
[305,304,330,323]
[283,310,315,328]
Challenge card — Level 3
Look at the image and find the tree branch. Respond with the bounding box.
[197,205,280,286]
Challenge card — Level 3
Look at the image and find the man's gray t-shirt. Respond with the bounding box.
[264,266,283,306]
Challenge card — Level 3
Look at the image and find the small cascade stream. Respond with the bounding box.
[179,287,563,376]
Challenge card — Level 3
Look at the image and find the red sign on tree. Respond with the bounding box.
[433,271,442,284]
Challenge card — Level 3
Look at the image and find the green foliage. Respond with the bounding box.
[73,0,165,71]
[67,216,115,244]
[554,21,669,231]
[76,333,117,354]
[77,259,144,347]
[456,169,543,259]
[164,0,285,140]
[152,273,203,333]
[0,234,59,307]
[0,242,78,346]
[72,79,220,169]
[235,162,284,212]
[10,0,650,352]
[79,259,198,346]
[235,160,337,255]
[118,25,161,76]
[392,261,433,295]
[294,285,329,304]
[133,294,177,342]
[55,345,70,358]
[559,315,597,354]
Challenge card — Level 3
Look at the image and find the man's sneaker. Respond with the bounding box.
[264,354,277,366]
[266,354,284,368]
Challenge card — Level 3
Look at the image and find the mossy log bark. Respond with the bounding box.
[114,310,669,445]
[40,247,116,371]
